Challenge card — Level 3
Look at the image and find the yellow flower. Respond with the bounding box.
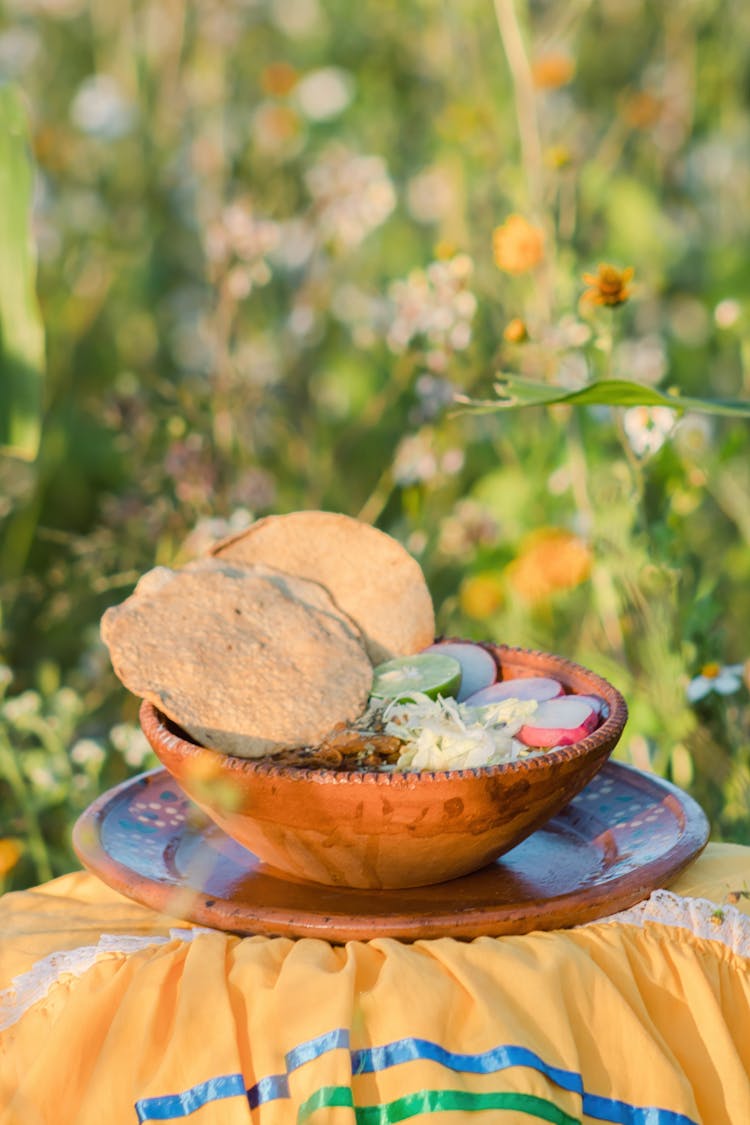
[531,53,575,90]
[506,529,592,605]
[492,215,544,275]
[582,263,634,307]
[0,838,22,878]
[434,240,458,261]
[459,573,504,620]
[545,144,572,169]
[503,317,528,344]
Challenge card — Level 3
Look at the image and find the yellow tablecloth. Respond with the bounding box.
[1,844,750,1125]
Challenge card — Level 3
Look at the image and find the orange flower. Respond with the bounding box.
[459,573,504,620]
[506,529,592,605]
[620,91,662,130]
[582,263,634,307]
[260,62,299,97]
[251,104,301,153]
[531,52,575,90]
[0,838,22,878]
[493,215,544,275]
[503,317,528,343]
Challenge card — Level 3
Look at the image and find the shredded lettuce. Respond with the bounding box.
[382,693,539,771]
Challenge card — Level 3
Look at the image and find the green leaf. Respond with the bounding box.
[0,85,45,461]
[455,374,750,419]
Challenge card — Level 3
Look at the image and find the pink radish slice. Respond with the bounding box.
[422,642,498,702]
[518,697,598,748]
[464,676,564,707]
[574,693,609,720]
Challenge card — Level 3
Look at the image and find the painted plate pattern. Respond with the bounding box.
[73,761,709,942]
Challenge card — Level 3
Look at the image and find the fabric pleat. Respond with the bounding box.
[0,844,749,1125]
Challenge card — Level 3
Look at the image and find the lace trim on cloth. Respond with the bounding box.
[0,928,210,1032]
[3,893,748,1035]
[597,889,750,960]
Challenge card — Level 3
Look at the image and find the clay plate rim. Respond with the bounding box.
[139,643,629,785]
[72,762,709,942]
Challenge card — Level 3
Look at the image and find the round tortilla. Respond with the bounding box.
[211,511,435,663]
[101,559,373,758]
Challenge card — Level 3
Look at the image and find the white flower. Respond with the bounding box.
[110,723,153,768]
[204,200,280,293]
[53,687,81,718]
[674,412,714,458]
[392,433,439,486]
[622,405,676,456]
[295,68,353,121]
[70,75,135,139]
[615,335,668,386]
[71,739,106,768]
[27,765,58,793]
[306,145,395,250]
[714,299,742,329]
[271,218,316,271]
[3,690,41,723]
[545,315,591,350]
[387,254,476,360]
[686,662,746,703]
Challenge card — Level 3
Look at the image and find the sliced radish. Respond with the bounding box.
[464,676,564,707]
[422,641,498,702]
[517,697,598,748]
[574,693,610,720]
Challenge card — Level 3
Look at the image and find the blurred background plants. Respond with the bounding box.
[2,0,750,889]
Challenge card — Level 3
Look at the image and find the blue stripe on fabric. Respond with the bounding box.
[286,1027,350,1071]
[135,1030,699,1125]
[135,1073,246,1122]
[247,1074,289,1110]
[246,1028,352,1109]
[353,1037,698,1125]
[352,1039,574,1086]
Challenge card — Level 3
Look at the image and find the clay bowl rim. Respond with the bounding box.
[139,643,628,788]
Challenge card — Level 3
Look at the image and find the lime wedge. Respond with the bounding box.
[370,653,462,702]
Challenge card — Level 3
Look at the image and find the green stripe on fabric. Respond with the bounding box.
[298,1084,355,1120]
[298,1085,581,1124]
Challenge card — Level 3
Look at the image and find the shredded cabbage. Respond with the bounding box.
[382,692,539,771]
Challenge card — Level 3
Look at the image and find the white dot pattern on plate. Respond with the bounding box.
[578,771,680,871]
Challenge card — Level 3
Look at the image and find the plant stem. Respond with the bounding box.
[492,0,543,214]
[566,414,627,659]
[492,0,555,324]
[357,465,396,526]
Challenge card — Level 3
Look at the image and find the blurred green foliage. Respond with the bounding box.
[1,0,750,889]
[0,84,45,462]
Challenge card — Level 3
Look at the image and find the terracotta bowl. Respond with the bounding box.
[139,644,628,890]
